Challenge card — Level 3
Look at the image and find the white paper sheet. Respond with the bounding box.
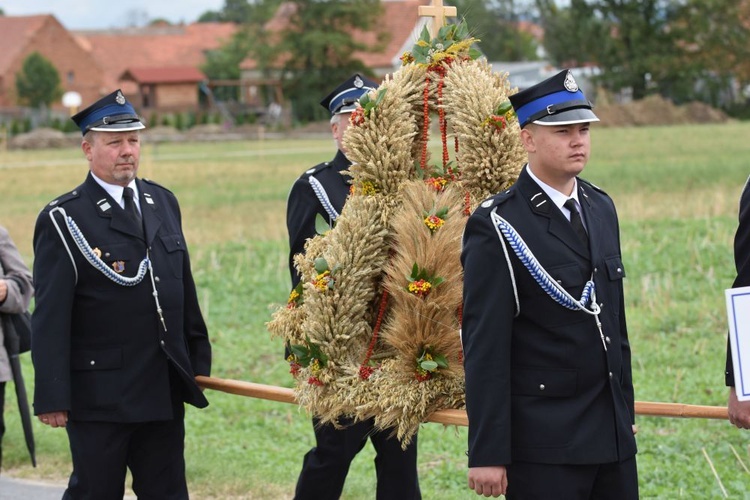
[726,286,750,401]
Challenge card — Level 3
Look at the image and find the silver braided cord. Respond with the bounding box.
[490,210,600,316]
[49,207,149,286]
[309,176,340,222]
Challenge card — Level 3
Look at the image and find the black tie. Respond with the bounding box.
[564,198,588,247]
[123,187,143,233]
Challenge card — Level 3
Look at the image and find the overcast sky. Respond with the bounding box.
[1,1,226,30]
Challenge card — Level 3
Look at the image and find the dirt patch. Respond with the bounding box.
[5,97,733,150]
[595,95,730,127]
[8,128,79,149]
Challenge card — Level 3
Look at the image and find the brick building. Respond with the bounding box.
[0,15,235,114]
[0,15,103,110]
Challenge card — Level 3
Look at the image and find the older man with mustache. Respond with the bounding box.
[31,89,211,499]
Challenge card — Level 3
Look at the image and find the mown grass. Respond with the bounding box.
[2,123,750,498]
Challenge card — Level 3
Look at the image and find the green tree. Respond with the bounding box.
[537,0,750,106]
[15,52,62,108]
[277,0,385,122]
[537,0,683,100]
[453,0,539,61]
[198,0,282,24]
[200,0,282,103]
[666,0,750,107]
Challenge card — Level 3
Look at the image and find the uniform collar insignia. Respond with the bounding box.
[97,198,112,212]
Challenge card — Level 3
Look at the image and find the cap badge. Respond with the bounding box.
[112,261,125,273]
[354,76,364,88]
[115,90,126,105]
[564,72,579,93]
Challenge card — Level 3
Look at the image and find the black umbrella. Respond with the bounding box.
[3,315,36,467]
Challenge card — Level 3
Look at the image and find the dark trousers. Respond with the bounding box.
[506,456,639,500]
[294,416,421,500]
[63,413,188,500]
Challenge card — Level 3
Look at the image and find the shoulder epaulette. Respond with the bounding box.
[302,162,331,178]
[44,189,80,210]
[474,188,515,216]
[578,177,607,195]
[142,178,174,194]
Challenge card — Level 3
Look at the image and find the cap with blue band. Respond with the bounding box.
[509,70,599,128]
[320,74,379,116]
[71,90,145,135]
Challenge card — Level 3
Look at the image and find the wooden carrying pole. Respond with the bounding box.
[196,376,728,425]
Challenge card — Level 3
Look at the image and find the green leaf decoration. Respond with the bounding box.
[420,360,439,371]
[374,87,387,106]
[495,100,513,116]
[315,213,331,235]
[314,257,329,274]
[468,47,482,60]
[419,25,431,43]
[455,21,470,40]
[434,354,449,369]
[438,24,452,40]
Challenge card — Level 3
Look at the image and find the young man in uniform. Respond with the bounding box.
[461,70,638,498]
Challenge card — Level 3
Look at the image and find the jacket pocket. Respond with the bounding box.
[604,256,626,280]
[548,263,586,288]
[159,233,185,279]
[71,347,123,370]
[511,367,578,398]
[71,347,122,411]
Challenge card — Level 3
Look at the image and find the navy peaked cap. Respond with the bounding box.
[320,74,379,116]
[509,70,599,128]
[71,89,145,135]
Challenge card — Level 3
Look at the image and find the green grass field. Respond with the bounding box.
[2,123,750,498]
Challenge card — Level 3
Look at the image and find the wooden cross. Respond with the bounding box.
[418,0,458,38]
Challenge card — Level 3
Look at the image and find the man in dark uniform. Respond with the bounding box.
[461,70,638,498]
[727,175,750,429]
[286,74,421,500]
[31,89,211,499]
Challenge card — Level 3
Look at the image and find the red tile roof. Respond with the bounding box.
[74,22,237,90]
[0,15,53,73]
[241,0,432,71]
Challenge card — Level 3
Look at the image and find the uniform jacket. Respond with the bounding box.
[726,175,750,386]
[31,173,211,422]
[0,226,34,383]
[461,166,637,467]
[286,150,350,287]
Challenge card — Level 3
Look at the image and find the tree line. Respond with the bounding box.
[10,1,750,123]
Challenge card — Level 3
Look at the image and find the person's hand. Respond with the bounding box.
[728,386,750,429]
[0,279,7,302]
[38,411,68,428]
[468,465,507,497]
[632,424,638,435]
